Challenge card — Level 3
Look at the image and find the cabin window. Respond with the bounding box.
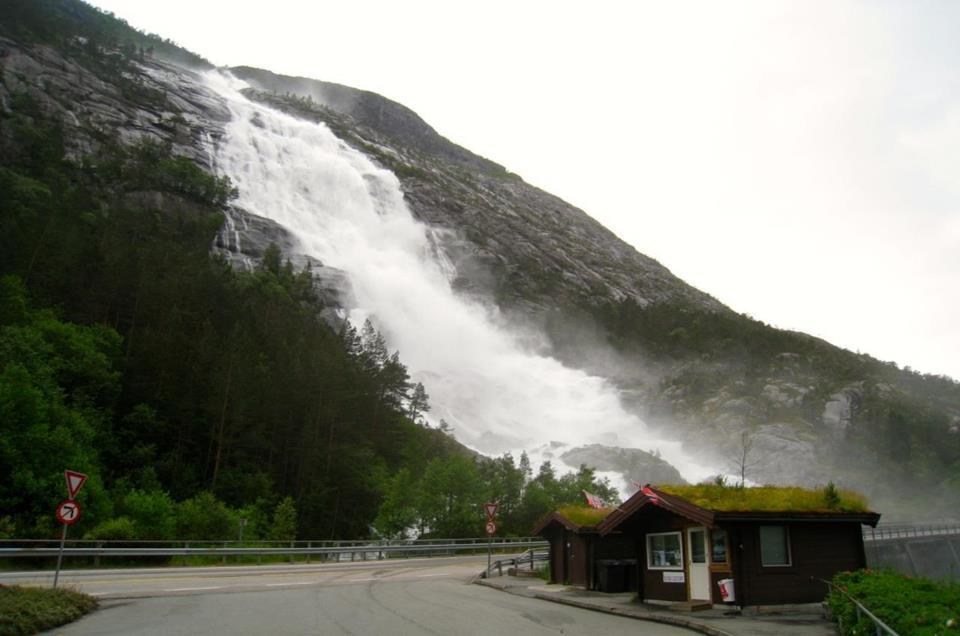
[711,529,728,564]
[647,532,683,569]
[759,525,791,567]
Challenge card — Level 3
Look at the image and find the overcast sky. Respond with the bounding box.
[88,0,960,381]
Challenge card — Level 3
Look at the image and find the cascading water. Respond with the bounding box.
[203,72,715,491]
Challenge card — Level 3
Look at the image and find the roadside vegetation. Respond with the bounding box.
[0,585,96,636]
[828,569,960,635]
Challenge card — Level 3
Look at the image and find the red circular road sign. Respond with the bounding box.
[485,521,496,536]
[55,499,82,525]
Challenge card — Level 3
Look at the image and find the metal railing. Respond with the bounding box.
[816,578,898,636]
[482,548,548,578]
[863,523,960,542]
[0,537,548,562]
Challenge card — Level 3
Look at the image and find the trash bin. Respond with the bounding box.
[596,560,626,592]
[718,578,736,603]
[621,558,638,592]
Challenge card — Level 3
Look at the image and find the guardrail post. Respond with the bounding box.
[307,541,311,564]
[183,542,189,567]
[222,541,227,564]
[94,541,102,567]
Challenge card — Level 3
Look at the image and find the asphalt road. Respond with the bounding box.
[3,557,696,635]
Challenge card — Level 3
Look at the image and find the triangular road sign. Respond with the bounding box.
[65,470,88,499]
[484,502,499,520]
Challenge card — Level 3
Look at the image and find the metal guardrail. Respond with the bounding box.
[817,578,899,636]
[863,523,960,542]
[0,538,548,560]
[482,548,548,578]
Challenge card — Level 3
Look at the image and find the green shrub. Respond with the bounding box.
[175,492,237,540]
[0,585,97,635]
[121,489,175,539]
[268,497,297,541]
[83,516,137,540]
[828,569,960,635]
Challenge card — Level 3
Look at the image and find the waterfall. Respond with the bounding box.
[203,72,714,489]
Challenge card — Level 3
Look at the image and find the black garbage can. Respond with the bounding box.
[596,559,626,592]
[621,558,639,592]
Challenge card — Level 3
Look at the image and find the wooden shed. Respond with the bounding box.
[595,485,881,608]
[533,508,637,591]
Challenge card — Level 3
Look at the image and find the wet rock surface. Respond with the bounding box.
[562,444,686,486]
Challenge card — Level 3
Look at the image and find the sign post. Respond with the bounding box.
[53,470,87,588]
[484,502,499,575]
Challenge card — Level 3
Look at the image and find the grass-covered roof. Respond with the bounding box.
[656,484,870,513]
[555,505,613,527]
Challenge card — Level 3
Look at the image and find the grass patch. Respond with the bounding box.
[656,484,869,513]
[0,585,97,636]
[555,505,613,527]
[828,569,960,635]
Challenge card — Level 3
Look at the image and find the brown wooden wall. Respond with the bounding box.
[732,521,866,606]
[637,511,689,602]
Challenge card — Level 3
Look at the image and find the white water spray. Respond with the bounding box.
[204,72,714,489]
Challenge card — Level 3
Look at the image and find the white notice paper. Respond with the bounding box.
[663,571,685,584]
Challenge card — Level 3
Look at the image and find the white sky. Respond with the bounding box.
[88,0,960,381]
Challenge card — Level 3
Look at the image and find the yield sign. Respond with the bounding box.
[484,502,499,521]
[65,470,88,499]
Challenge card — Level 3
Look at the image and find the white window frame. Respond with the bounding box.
[759,525,792,567]
[646,531,684,570]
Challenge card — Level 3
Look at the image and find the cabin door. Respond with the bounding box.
[686,527,711,601]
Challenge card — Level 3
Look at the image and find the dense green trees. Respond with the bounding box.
[373,451,618,538]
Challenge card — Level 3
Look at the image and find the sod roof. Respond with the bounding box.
[655,484,870,513]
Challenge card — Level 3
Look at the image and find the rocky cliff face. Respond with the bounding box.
[231,67,725,318]
[0,35,224,170]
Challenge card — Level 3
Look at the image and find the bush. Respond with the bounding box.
[828,569,960,635]
[83,516,137,540]
[268,497,297,541]
[121,489,175,539]
[175,492,237,540]
[0,585,97,635]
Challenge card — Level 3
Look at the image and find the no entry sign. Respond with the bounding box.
[55,499,81,525]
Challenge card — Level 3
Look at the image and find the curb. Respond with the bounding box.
[474,578,735,636]
[531,592,736,636]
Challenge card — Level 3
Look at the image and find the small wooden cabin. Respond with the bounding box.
[538,485,880,607]
[533,509,637,591]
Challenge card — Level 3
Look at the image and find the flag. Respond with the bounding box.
[582,490,605,509]
[641,485,660,502]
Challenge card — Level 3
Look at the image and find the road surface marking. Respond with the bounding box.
[266,582,313,587]
[165,586,221,592]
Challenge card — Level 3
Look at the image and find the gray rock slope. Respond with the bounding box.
[231,67,725,317]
